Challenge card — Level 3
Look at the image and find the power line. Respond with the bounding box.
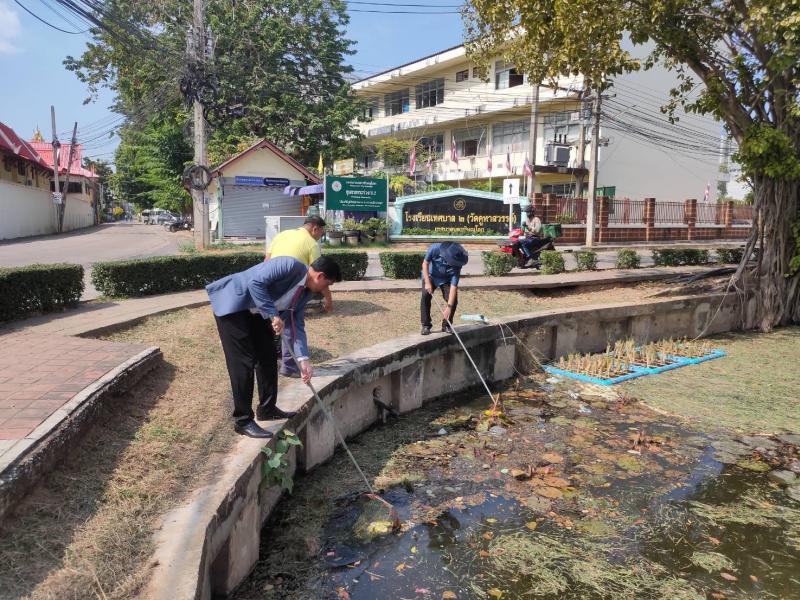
[13,0,86,33]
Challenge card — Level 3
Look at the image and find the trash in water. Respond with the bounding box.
[488,425,507,436]
[546,377,561,384]
[578,404,592,414]
[437,428,448,436]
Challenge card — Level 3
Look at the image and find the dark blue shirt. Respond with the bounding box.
[422,243,461,288]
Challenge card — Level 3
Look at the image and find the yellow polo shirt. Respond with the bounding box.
[267,227,321,266]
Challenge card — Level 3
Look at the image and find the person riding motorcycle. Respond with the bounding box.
[519,207,549,266]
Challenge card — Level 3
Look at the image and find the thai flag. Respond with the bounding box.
[505,152,512,173]
[523,156,533,177]
[450,136,458,163]
[409,146,416,176]
[487,147,492,173]
[703,180,710,202]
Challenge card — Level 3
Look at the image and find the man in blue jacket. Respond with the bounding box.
[207,255,342,438]
[420,242,469,335]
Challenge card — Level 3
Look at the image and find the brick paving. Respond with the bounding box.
[0,332,150,446]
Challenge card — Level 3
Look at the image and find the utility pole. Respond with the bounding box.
[50,107,62,232]
[59,123,78,234]
[575,91,587,198]
[191,0,210,249]
[585,91,602,247]
[526,84,540,200]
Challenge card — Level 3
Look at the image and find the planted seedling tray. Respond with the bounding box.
[545,349,726,386]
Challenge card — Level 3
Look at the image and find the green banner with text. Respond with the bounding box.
[325,176,388,212]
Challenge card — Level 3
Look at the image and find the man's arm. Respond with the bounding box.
[421,259,433,293]
[247,258,298,320]
[287,299,312,382]
[443,284,458,322]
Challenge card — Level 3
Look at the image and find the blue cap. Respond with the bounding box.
[440,242,469,267]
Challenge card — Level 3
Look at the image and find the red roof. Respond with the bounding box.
[211,139,320,183]
[29,139,97,179]
[0,122,49,168]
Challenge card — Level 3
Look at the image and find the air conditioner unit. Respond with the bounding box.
[545,143,571,167]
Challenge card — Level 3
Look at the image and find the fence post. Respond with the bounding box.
[684,198,697,241]
[597,196,610,242]
[724,200,733,228]
[644,197,656,242]
[543,193,556,224]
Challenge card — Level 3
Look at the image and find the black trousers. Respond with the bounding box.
[214,311,278,426]
[420,283,457,328]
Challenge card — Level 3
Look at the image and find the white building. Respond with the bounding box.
[353,44,722,202]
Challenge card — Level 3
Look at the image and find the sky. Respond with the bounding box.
[0,1,465,165]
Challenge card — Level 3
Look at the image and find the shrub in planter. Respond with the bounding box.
[651,249,680,266]
[716,247,745,264]
[92,252,263,297]
[540,250,566,274]
[574,251,598,271]
[652,248,710,266]
[481,251,516,276]
[379,251,426,279]
[615,249,641,269]
[682,249,710,265]
[0,263,84,322]
[321,249,368,280]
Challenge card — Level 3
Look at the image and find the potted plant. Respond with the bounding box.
[365,217,388,243]
[343,218,361,246]
[326,223,343,246]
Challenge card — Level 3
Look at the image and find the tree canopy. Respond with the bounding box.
[464,0,800,329]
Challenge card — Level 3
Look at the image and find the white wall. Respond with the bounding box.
[0,181,56,240]
[62,195,95,232]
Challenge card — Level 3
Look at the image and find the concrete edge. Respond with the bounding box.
[75,300,211,338]
[0,346,163,521]
[142,290,749,600]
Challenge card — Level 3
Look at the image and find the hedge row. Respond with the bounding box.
[652,248,710,266]
[0,263,84,322]
[379,251,426,279]
[92,253,264,297]
[320,249,368,281]
[481,251,516,276]
[716,248,745,264]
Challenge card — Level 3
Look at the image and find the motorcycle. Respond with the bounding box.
[168,217,192,232]
[498,227,556,269]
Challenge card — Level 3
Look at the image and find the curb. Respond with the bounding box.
[0,346,163,521]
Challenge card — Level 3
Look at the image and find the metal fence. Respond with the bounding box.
[608,198,646,224]
[696,202,724,224]
[653,201,686,224]
[554,197,588,223]
[732,204,754,224]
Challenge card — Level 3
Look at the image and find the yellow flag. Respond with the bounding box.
[317,154,323,173]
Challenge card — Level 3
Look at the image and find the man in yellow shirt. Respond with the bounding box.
[266,215,332,377]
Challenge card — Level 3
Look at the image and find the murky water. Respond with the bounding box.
[235,379,800,600]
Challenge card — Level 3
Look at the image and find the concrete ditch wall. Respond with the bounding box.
[144,292,748,600]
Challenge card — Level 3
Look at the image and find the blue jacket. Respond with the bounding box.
[206,256,312,359]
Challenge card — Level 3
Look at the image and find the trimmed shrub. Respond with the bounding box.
[716,247,745,264]
[321,249,368,280]
[92,253,264,297]
[615,249,641,269]
[652,248,710,267]
[0,263,84,322]
[481,251,516,276]
[379,251,426,279]
[574,251,598,271]
[540,250,566,274]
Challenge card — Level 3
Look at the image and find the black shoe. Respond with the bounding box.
[257,407,298,421]
[279,369,301,379]
[234,421,273,438]
[441,320,453,334]
[421,325,432,335]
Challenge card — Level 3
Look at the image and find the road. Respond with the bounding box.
[0,223,188,299]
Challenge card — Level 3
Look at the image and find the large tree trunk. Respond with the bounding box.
[738,175,800,331]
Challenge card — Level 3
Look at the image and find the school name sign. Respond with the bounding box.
[324,176,388,212]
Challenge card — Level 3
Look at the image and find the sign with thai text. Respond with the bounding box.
[333,158,354,176]
[401,193,521,234]
[325,176,388,212]
[234,176,290,187]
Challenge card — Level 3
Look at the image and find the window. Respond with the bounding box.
[363,98,379,121]
[452,126,487,157]
[385,89,410,116]
[543,111,582,144]
[491,120,530,153]
[455,69,469,82]
[17,161,26,176]
[473,67,480,78]
[495,60,524,89]
[542,183,576,196]
[415,78,444,109]
[50,181,83,194]
[418,133,444,160]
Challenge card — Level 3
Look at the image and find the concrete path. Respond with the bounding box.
[0,223,189,300]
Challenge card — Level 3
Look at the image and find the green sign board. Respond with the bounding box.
[325,176,388,212]
[596,185,616,198]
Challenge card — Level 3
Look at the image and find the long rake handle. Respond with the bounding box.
[284,343,376,495]
[429,291,498,409]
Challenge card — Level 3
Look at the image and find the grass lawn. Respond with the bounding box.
[622,326,800,434]
[0,283,663,600]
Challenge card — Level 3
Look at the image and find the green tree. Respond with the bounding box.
[464,0,800,330]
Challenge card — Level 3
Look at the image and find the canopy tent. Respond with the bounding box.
[283,183,323,196]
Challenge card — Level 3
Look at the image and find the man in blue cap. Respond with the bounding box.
[420,241,469,335]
